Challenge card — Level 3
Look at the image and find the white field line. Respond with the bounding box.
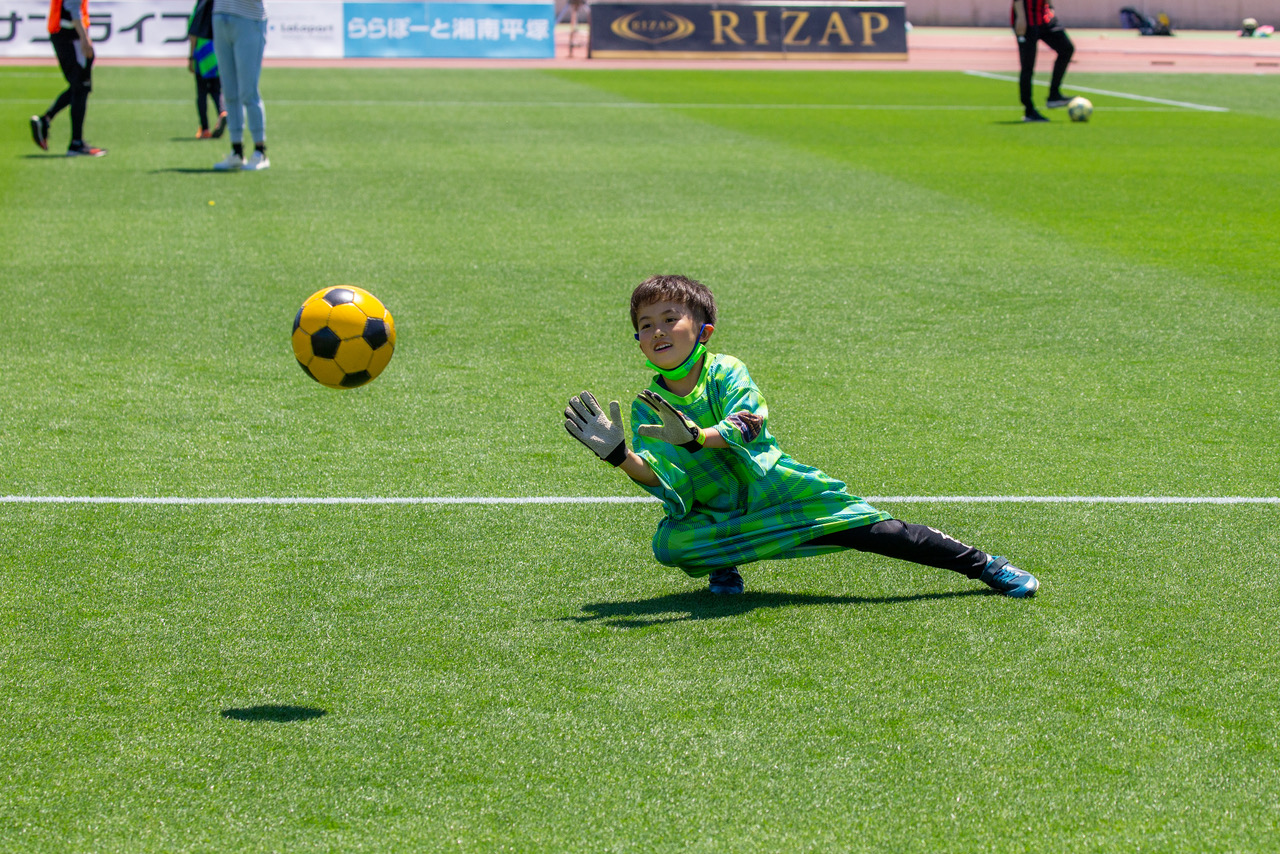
[0,495,1277,506]
[964,69,1230,112]
[0,97,1195,112]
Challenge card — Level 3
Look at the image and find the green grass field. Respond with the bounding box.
[1,66,1278,852]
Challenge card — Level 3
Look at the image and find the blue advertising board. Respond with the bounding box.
[344,1,555,58]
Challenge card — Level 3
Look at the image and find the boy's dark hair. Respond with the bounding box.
[629,275,718,330]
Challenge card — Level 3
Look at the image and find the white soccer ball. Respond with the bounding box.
[1068,96,1093,122]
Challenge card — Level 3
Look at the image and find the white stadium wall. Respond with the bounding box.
[902,0,1280,30]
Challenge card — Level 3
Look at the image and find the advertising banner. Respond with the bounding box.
[0,1,194,58]
[344,1,553,58]
[589,1,906,59]
[269,3,344,58]
[0,0,552,58]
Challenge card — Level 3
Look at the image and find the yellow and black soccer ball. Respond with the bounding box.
[291,286,396,389]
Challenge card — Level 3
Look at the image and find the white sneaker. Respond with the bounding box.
[213,151,244,171]
[243,150,270,171]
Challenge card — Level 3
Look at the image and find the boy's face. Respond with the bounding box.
[634,300,712,370]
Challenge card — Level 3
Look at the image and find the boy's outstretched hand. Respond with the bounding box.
[636,389,704,452]
[565,392,627,466]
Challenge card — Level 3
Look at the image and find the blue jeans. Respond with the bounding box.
[212,13,266,145]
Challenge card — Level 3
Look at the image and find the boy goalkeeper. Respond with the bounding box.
[564,275,1039,598]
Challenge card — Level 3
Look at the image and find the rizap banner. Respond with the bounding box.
[589,1,906,59]
[0,0,551,58]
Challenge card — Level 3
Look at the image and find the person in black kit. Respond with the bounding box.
[29,0,105,155]
[1012,0,1074,123]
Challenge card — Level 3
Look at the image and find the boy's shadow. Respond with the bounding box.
[564,588,990,628]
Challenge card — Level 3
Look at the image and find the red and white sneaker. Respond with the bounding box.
[66,141,106,157]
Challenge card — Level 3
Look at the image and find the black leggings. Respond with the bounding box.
[808,519,990,579]
[1017,21,1074,109]
[49,30,93,143]
[196,74,223,130]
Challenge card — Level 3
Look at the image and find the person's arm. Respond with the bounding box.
[617,449,659,487]
[188,36,197,73]
[565,391,660,487]
[1012,0,1028,38]
[73,13,94,60]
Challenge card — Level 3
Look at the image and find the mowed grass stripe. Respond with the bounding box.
[0,97,1204,111]
[2,495,1277,504]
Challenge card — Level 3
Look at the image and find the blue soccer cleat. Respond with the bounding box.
[708,567,745,595]
[980,556,1039,598]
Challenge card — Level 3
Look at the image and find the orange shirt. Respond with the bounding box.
[47,0,89,34]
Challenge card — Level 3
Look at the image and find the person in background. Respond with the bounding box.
[211,0,269,170]
[1012,0,1074,123]
[29,0,106,156]
[188,0,227,139]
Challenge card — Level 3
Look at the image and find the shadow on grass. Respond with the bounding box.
[565,588,991,628]
[220,704,327,723]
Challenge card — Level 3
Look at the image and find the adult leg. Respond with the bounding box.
[212,14,242,144]
[228,17,267,146]
[1016,26,1039,113]
[48,32,82,125]
[1042,23,1075,100]
[50,33,92,144]
[67,53,93,143]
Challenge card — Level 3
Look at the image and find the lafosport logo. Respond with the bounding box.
[610,9,695,43]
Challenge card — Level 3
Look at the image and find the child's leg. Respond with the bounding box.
[195,74,211,130]
[209,75,224,113]
[809,519,988,579]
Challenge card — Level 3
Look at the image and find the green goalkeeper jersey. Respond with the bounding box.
[630,353,891,577]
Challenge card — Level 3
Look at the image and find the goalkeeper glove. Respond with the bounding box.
[565,391,627,466]
[636,389,705,452]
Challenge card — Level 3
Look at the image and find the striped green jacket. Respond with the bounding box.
[630,353,890,577]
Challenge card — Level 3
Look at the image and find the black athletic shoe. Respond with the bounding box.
[66,141,107,157]
[212,110,227,139]
[708,567,745,595]
[1023,109,1050,123]
[1046,95,1071,108]
[30,115,49,151]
